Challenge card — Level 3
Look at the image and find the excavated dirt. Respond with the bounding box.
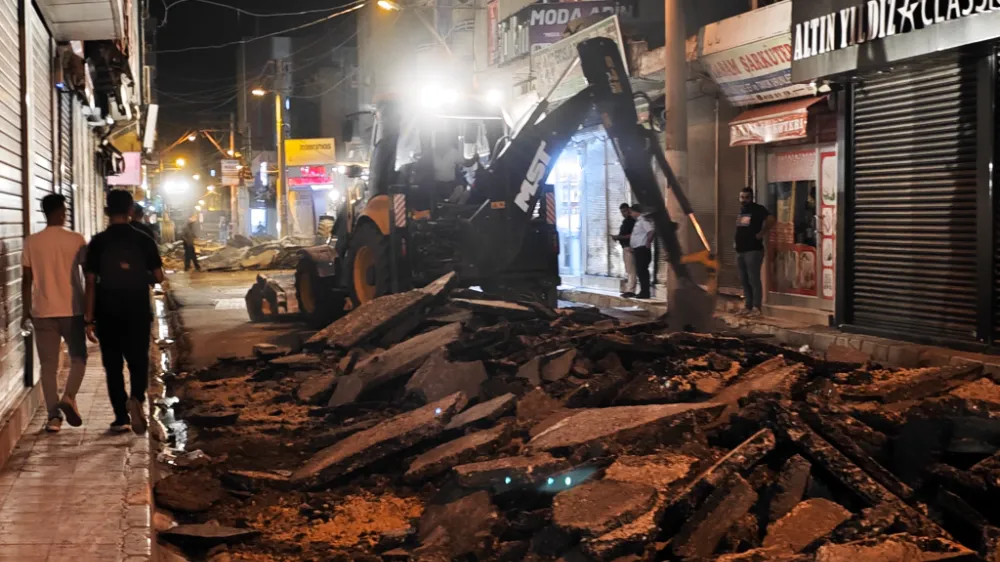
[157,280,1000,562]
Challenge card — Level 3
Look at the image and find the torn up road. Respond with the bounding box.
[156,272,1000,561]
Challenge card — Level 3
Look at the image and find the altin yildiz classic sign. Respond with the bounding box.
[793,0,1000,61]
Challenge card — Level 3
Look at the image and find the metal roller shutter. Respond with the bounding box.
[58,91,72,229]
[28,7,52,233]
[0,0,23,417]
[850,58,978,341]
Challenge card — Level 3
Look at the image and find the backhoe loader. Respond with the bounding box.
[259,36,719,332]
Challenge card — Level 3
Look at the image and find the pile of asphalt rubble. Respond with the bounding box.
[155,272,1000,562]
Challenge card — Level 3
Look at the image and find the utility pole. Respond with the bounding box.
[275,56,290,239]
[664,0,689,298]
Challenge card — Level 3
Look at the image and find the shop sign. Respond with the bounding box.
[731,111,809,146]
[284,138,336,167]
[532,15,627,102]
[220,159,240,187]
[494,0,637,66]
[700,1,816,106]
[793,0,1000,61]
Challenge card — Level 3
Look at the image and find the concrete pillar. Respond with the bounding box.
[663,0,689,298]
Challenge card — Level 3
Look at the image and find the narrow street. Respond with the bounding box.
[166,270,312,370]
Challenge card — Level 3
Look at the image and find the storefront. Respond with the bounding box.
[791,0,1000,347]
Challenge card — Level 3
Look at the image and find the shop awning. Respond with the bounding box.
[729,96,827,147]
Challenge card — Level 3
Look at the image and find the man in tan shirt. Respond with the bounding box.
[22,194,88,432]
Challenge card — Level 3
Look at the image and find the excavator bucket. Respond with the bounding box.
[668,282,718,333]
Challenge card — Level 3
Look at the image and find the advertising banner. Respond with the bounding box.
[106,152,142,186]
[532,15,627,102]
[284,138,336,167]
[495,0,637,66]
[819,149,837,301]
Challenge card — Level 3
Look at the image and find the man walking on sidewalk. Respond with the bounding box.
[84,190,165,434]
[735,187,774,316]
[629,204,655,300]
[611,203,637,297]
[22,194,88,433]
[181,216,200,272]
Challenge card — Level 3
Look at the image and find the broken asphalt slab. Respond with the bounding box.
[552,479,658,537]
[451,297,538,319]
[813,533,976,562]
[444,393,516,431]
[328,322,463,407]
[528,402,724,453]
[762,498,852,553]
[291,392,467,487]
[154,472,224,513]
[417,490,499,559]
[406,350,487,404]
[671,475,758,560]
[160,524,261,549]
[308,271,456,349]
[405,423,510,482]
[454,452,571,489]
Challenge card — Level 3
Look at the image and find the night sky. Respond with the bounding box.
[151,0,360,162]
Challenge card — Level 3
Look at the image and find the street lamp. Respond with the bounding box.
[187,134,197,142]
[192,174,201,181]
[249,87,288,238]
[377,0,401,9]
[207,185,215,192]
[175,158,186,168]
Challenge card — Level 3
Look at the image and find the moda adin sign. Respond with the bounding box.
[794,0,1000,61]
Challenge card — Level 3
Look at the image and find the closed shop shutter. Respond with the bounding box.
[850,58,978,341]
[58,91,72,228]
[0,0,23,417]
[605,137,629,280]
[28,7,52,232]
[583,134,609,277]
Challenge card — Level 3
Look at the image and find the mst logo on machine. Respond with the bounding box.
[514,141,551,213]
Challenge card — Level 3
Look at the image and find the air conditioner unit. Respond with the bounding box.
[108,83,133,123]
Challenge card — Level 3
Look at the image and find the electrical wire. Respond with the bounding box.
[157,2,365,53]
[289,68,356,99]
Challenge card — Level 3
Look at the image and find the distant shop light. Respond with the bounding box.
[310,184,334,191]
[260,162,268,186]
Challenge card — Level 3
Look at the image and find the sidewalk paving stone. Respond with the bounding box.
[0,347,153,562]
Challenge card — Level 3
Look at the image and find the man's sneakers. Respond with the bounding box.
[621,292,636,298]
[110,417,131,433]
[45,417,62,433]
[127,398,147,435]
[748,308,763,317]
[58,396,82,427]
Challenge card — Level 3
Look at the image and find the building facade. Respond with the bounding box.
[788,0,1000,349]
[0,0,153,461]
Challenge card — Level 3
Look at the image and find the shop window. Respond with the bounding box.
[766,179,818,296]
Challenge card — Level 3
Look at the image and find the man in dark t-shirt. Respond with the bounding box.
[611,203,637,297]
[84,190,165,434]
[131,203,157,243]
[734,188,774,316]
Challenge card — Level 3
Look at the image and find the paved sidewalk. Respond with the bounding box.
[0,347,153,562]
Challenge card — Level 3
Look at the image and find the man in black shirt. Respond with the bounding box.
[131,203,157,243]
[611,203,637,297]
[84,190,165,434]
[734,188,774,316]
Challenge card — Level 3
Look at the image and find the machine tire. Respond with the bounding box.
[295,258,340,328]
[345,221,391,306]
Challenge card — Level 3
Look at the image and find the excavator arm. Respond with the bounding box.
[473,36,718,330]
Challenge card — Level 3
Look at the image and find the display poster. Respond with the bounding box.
[767,149,818,297]
[819,149,837,300]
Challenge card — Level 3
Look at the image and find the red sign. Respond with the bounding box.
[731,111,808,146]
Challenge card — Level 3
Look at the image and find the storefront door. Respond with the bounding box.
[553,151,582,278]
[761,145,836,313]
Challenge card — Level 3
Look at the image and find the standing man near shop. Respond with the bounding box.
[22,194,88,433]
[84,190,165,434]
[611,203,637,297]
[131,203,157,242]
[735,187,774,316]
[629,204,654,300]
